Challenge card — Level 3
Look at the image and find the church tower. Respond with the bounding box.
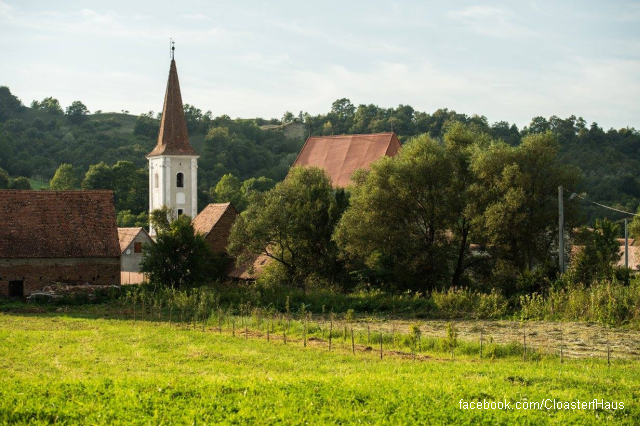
[147,55,198,236]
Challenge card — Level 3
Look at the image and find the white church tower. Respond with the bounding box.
[147,54,199,236]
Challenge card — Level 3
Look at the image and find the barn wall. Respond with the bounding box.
[0,258,120,297]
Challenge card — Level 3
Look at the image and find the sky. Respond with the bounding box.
[1,0,639,129]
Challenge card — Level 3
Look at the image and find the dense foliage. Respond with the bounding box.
[140,212,226,288]
[230,125,588,293]
[0,86,637,226]
[228,167,346,287]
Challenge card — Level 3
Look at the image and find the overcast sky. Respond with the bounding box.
[1,0,639,129]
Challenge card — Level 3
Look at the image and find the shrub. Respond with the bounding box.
[518,278,640,326]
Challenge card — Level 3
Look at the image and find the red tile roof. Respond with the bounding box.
[292,132,401,187]
[192,203,237,237]
[117,227,151,252]
[147,59,198,157]
[0,190,120,258]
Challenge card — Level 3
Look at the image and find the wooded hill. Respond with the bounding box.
[0,87,638,225]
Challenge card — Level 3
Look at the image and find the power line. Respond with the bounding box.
[567,190,639,217]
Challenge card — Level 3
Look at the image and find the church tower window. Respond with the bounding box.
[154,173,159,189]
[176,172,184,188]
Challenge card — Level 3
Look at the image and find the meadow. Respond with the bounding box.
[0,312,638,424]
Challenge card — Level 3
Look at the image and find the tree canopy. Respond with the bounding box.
[49,163,78,190]
[228,167,345,287]
[141,213,223,289]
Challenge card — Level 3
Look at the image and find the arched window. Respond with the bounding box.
[176,172,184,188]
[154,173,159,188]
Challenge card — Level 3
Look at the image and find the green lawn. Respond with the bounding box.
[0,313,637,424]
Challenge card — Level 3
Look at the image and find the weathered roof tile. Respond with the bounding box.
[147,59,197,157]
[293,132,401,187]
[0,190,120,258]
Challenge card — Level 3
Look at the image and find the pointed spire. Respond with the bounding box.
[147,59,197,157]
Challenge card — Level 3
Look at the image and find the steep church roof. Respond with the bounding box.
[147,59,198,157]
[292,132,401,187]
[0,190,120,259]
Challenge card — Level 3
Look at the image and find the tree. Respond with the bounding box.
[630,209,640,241]
[49,163,78,190]
[228,167,344,286]
[149,206,173,234]
[183,104,206,134]
[112,161,147,213]
[210,173,242,207]
[10,176,31,190]
[334,134,456,290]
[82,162,113,190]
[116,210,149,228]
[0,167,9,189]
[322,121,334,135]
[0,86,24,121]
[65,101,89,125]
[444,123,492,286]
[329,98,355,133]
[240,176,274,199]
[140,213,221,288]
[282,111,295,124]
[571,219,621,284]
[471,131,582,289]
[31,96,63,115]
[133,111,159,139]
[81,161,147,213]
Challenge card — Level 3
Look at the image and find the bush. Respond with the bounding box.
[431,287,509,319]
[518,278,640,326]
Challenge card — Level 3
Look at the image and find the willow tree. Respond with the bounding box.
[228,166,344,287]
[470,131,582,289]
[334,134,456,291]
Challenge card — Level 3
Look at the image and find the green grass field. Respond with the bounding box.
[0,313,637,424]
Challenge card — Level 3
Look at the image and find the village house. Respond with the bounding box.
[118,227,154,284]
[0,190,121,298]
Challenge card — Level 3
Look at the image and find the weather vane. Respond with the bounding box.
[170,38,175,60]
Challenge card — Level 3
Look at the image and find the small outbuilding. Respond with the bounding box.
[0,190,121,298]
[192,203,238,254]
[118,227,154,284]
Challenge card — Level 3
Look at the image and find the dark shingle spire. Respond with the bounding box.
[147,59,197,157]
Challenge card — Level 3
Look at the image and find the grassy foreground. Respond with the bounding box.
[0,313,638,424]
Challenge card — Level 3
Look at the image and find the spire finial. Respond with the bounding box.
[170,38,175,60]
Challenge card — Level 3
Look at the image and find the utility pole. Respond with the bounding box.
[558,186,564,274]
[625,218,629,268]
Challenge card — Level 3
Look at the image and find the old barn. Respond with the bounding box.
[0,191,121,297]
